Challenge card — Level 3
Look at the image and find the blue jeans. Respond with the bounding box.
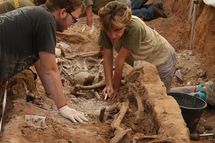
[131,0,148,9]
[131,0,161,20]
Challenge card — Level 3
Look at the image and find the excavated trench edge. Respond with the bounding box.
[138,62,190,143]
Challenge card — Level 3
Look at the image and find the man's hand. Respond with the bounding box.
[58,105,88,123]
[103,86,118,100]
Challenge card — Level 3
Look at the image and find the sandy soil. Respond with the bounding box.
[0,17,165,143]
[0,0,215,142]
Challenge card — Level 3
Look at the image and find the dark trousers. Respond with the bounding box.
[131,0,162,20]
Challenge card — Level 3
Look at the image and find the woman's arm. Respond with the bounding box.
[103,48,113,88]
[102,48,115,99]
[113,47,130,91]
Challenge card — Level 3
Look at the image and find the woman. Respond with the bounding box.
[98,1,176,99]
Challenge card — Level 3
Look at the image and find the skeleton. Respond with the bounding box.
[128,83,145,120]
[98,69,156,143]
[110,101,131,143]
[132,133,173,143]
[132,133,158,143]
[61,56,163,142]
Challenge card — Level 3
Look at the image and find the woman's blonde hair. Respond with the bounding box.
[98,1,131,31]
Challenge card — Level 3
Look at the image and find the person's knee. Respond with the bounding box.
[132,7,155,20]
[131,0,147,9]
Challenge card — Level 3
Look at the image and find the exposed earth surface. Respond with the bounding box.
[0,0,215,143]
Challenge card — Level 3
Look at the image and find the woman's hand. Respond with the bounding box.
[102,86,115,100]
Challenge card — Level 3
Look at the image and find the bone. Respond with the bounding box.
[99,103,121,122]
[132,133,158,143]
[132,134,173,143]
[75,92,88,96]
[75,80,105,90]
[110,128,132,143]
[111,101,129,129]
[110,101,131,143]
[149,137,173,143]
[86,57,100,64]
[55,48,62,57]
[61,68,74,84]
[67,51,100,59]
[128,84,144,120]
[94,91,101,100]
[73,71,95,85]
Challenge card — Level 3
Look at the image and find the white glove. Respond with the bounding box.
[58,105,88,123]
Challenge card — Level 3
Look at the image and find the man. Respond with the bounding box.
[0,0,88,123]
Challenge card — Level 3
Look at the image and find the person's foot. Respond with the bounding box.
[153,7,167,18]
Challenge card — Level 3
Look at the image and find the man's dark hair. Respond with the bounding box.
[45,0,83,13]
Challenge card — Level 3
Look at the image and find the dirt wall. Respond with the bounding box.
[161,0,215,79]
[194,4,215,78]
[138,61,190,143]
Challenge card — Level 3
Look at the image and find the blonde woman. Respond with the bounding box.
[98,1,176,99]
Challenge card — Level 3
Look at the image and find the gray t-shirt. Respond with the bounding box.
[0,5,56,81]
